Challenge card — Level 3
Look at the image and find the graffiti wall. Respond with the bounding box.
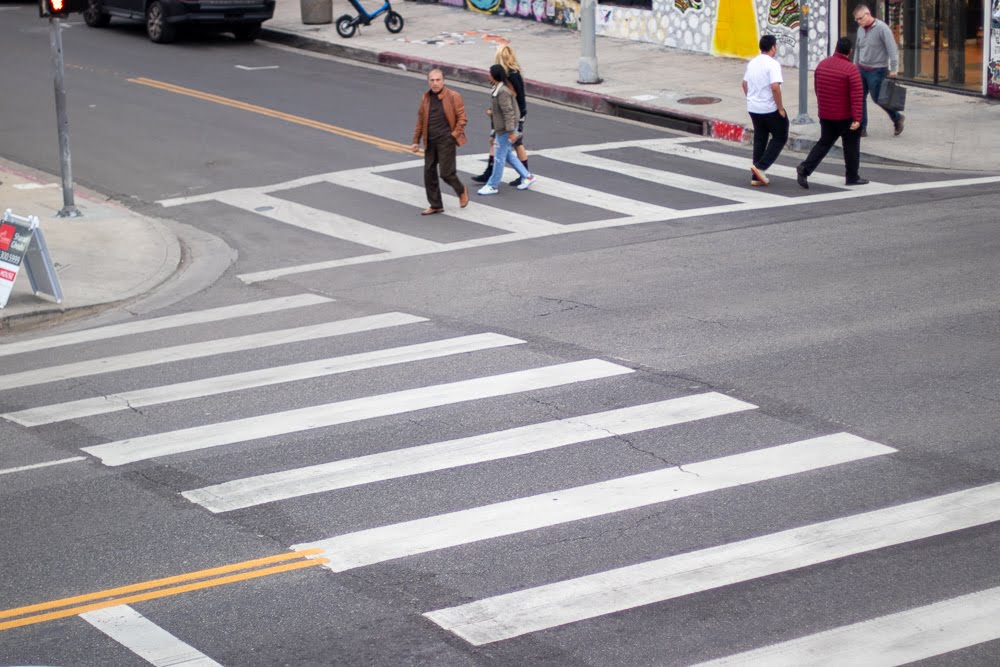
[462,0,828,69]
[990,0,1000,98]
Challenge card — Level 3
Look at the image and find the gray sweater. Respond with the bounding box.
[854,19,899,71]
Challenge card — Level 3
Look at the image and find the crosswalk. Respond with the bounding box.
[3,293,1000,665]
[156,137,1000,285]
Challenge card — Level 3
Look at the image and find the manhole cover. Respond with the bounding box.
[678,96,722,105]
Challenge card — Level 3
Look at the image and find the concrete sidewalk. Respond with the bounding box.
[264,0,1000,171]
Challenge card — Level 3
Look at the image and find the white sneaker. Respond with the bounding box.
[477,184,499,195]
[516,175,537,190]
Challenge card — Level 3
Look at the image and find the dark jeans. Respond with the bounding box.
[424,136,464,209]
[799,118,861,182]
[859,67,902,130]
[748,110,789,171]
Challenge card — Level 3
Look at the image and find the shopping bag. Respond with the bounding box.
[877,78,907,111]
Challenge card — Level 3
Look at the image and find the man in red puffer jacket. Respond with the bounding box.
[796,37,867,189]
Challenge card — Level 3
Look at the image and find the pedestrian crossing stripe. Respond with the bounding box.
[294,433,894,572]
[151,136,1000,283]
[423,481,1000,646]
[81,359,633,466]
[182,392,757,513]
[689,584,1000,666]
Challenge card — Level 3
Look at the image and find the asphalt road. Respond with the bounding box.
[2,5,1000,666]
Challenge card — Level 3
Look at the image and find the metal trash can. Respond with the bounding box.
[300,0,332,24]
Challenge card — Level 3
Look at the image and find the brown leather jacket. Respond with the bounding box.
[412,86,468,148]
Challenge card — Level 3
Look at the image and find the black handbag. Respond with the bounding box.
[877,78,907,111]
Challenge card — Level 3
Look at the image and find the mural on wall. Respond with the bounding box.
[674,0,703,11]
[466,0,578,26]
[712,0,760,57]
[466,0,503,13]
[990,0,1000,97]
[767,0,800,29]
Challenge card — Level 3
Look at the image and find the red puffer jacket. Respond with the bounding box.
[814,53,863,122]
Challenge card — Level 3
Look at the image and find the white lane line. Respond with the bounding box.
[0,294,333,358]
[325,169,565,236]
[636,138,852,188]
[454,156,678,218]
[297,433,894,573]
[213,190,442,253]
[424,481,1000,646]
[542,149,788,205]
[690,585,1000,667]
[81,605,222,667]
[184,392,756,513]
[3,334,524,427]
[235,65,279,70]
[0,313,425,391]
[0,457,86,476]
[83,360,633,467]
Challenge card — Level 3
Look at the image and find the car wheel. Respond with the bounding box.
[384,10,403,34]
[83,0,111,27]
[146,1,177,44]
[335,14,356,38]
[232,23,262,41]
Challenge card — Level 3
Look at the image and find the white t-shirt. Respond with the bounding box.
[743,54,783,114]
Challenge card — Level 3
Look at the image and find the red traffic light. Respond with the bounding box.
[40,0,86,17]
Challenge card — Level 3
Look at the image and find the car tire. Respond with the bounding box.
[83,0,111,27]
[146,1,177,44]
[335,14,356,38]
[232,23,262,41]
[384,10,403,34]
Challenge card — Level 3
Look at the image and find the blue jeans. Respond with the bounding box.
[859,67,902,130]
[486,132,530,189]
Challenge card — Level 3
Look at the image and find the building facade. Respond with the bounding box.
[458,0,1000,97]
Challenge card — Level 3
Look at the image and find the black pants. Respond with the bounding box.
[799,118,861,182]
[424,136,464,209]
[748,110,789,171]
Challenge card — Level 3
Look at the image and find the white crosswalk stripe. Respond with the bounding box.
[82,359,633,466]
[295,434,894,572]
[423,482,1000,645]
[81,605,222,667]
[183,392,756,513]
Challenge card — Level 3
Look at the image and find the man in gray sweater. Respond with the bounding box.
[853,4,904,136]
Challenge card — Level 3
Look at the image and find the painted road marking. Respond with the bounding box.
[83,360,634,467]
[0,550,327,632]
[296,433,894,572]
[0,293,332,358]
[424,482,1000,645]
[5,334,524,427]
[184,392,757,513]
[0,457,85,475]
[690,584,1000,666]
[0,312,426,391]
[129,77,413,154]
[82,605,222,667]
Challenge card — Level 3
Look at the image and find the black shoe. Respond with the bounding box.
[845,177,869,186]
[508,176,522,187]
[796,164,809,189]
[860,128,868,137]
[893,114,905,136]
[471,157,494,184]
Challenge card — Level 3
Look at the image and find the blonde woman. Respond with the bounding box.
[471,44,530,186]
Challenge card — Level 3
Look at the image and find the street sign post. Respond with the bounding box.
[0,210,63,309]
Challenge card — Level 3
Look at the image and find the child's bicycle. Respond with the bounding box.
[335,0,404,38]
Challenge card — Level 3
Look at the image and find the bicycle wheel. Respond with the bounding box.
[385,11,404,33]
[336,15,357,38]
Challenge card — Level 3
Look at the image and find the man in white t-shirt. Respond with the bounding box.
[742,35,788,186]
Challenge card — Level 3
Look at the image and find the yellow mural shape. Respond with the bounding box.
[712,0,759,58]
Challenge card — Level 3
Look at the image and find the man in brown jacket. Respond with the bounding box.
[411,69,469,215]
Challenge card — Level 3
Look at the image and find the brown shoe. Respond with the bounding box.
[420,207,444,216]
[459,186,469,208]
[893,114,905,136]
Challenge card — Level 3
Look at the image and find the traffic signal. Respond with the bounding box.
[39,0,87,18]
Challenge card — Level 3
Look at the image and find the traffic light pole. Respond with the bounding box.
[48,16,81,217]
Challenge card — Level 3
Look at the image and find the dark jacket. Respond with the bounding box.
[814,52,863,122]
[507,69,527,118]
[412,86,468,148]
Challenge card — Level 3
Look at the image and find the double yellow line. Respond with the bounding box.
[0,549,327,631]
[130,77,415,154]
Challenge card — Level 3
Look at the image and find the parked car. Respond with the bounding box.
[82,0,276,44]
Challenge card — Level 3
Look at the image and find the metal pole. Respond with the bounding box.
[792,3,814,124]
[49,16,81,218]
[577,0,602,84]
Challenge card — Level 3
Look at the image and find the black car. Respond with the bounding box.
[82,0,276,43]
